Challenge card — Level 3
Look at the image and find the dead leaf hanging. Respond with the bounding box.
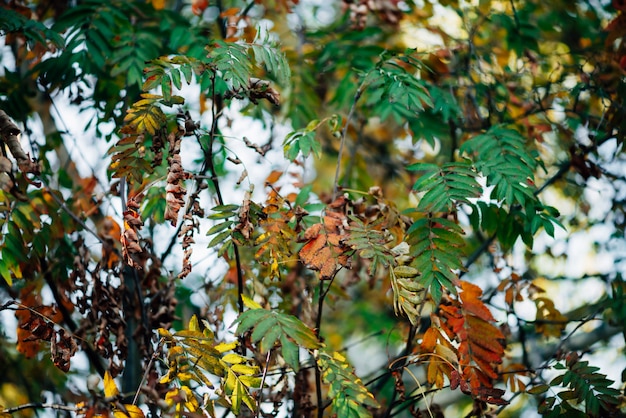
[299,198,351,279]
[164,132,187,227]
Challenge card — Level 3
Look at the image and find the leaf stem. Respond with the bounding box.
[333,85,363,199]
[206,74,245,317]
[382,324,417,418]
[314,274,336,417]
[257,349,272,417]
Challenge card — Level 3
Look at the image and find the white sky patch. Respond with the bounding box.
[584,177,616,221]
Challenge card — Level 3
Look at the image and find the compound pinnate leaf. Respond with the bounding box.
[235,307,321,371]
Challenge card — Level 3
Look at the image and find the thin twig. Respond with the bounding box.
[382,324,417,418]
[132,337,165,405]
[333,86,363,199]
[257,349,272,417]
[1,403,80,414]
[315,280,326,418]
[314,273,337,417]
[509,0,521,31]
[240,0,256,19]
[215,0,227,39]
[205,74,244,316]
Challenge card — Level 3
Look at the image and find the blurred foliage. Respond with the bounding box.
[1,0,626,417]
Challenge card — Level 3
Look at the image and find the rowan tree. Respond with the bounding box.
[1,0,626,417]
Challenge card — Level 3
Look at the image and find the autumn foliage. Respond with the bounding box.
[2,0,626,417]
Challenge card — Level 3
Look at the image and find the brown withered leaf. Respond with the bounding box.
[122,207,144,268]
[177,216,197,280]
[164,134,187,226]
[51,329,78,372]
[234,190,254,240]
[100,216,122,269]
[16,289,63,358]
[248,78,280,106]
[299,211,350,280]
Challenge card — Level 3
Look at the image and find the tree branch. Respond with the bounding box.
[1,402,79,414]
[0,109,39,174]
[314,275,335,418]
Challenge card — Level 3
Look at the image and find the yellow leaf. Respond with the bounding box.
[150,0,165,9]
[165,388,182,406]
[435,344,458,365]
[231,363,258,375]
[188,315,200,332]
[242,294,262,309]
[178,372,194,382]
[158,328,172,338]
[119,404,145,418]
[104,371,120,398]
[181,386,199,412]
[222,353,245,364]
[215,341,238,353]
[332,351,347,363]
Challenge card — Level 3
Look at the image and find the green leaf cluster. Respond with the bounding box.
[42,1,163,88]
[460,125,538,207]
[532,359,621,417]
[316,349,380,417]
[283,116,340,160]
[363,56,433,123]
[345,216,395,276]
[410,86,462,148]
[407,217,465,303]
[403,160,480,305]
[208,41,253,91]
[409,160,482,213]
[250,32,291,87]
[143,56,197,101]
[235,304,321,372]
[0,7,64,49]
[207,204,238,259]
[468,200,562,249]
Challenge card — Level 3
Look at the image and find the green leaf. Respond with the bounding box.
[250,33,291,86]
[412,160,482,213]
[460,125,538,207]
[528,384,550,395]
[317,349,380,417]
[235,308,321,371]
[407,218,464,304]
[280,334,300,371]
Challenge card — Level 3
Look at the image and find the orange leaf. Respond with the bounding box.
[460,281,495,322]
[265,170,283,185]
[466,316,505,345]
[299,213,350,279]
[150,0,165,10]
[468,340,503,364]
[220,7,240,17]
[191,0,208,15]
[421,327,439,351]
